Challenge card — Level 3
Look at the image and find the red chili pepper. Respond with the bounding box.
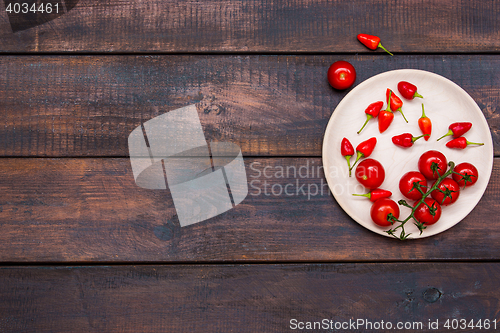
[386,88,408,123]
[357,34,393,56]
[397,81,423,100]
[350,137,377,171]
[378,91,394,133]
[341,137,355,176]
[357,101,384,134]
[437,122,472,141]
[352,188,392,202]
[392,133,428,148]
[418,103,432,141]
[445,137,484,149]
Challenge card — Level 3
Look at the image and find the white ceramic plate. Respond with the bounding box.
[322,69,493,239]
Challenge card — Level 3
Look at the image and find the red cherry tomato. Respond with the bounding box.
[452,162,479,188]
[413,198,442,225]
[327,61,356,90]
[399,171,428,200]
[418,150,447,180]
[431,178,460,206]
[370,198,400,227]
[355,158,385,189]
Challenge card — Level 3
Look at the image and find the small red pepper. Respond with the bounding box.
[397,81,423,100]
[392,133,428,148]
[357,101,384,134]
[341,138,355,176]
[357,34,393,56]
[386,88,408,123]
[350,137,377,171]
[378,91,394,133]
[437,122,472,141]
[352,188,392,202]
[446,137,484,149]
[418,103,432,141]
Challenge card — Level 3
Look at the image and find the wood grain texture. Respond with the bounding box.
[0,264,498,332]
[0,0,499,52]
[0,157,499,262]
[0,55,499,157]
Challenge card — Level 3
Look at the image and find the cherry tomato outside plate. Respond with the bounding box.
[399,171,428,201]
[355,158,385,189]
[431,178,460,206]
[418,150,448,180]
[413,198,442,225]
[370,198,400,227]
[327,61,356,90]
[452,162,479,188]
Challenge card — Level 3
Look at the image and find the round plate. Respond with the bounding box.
[322,69,493,239]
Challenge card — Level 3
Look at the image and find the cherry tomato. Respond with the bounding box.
[431,178,460,206]
[327,61,356,90]
[452,162,479,188]
[399,171,428,200]
[355,158,385,189]
[418,150,447,180]
[370,198,400,227]
[413,198,442,225]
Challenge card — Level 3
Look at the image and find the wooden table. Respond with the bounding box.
[0,1,499,332]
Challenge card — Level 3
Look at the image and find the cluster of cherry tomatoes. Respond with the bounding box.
[367,150,479,227]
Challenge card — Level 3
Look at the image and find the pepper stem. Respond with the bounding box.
[437,129,453,141]
[352,193,370,199]
[378,42,393,56]
[420,103,426,118]
[466,141,484,146]
[397,107,408,123]
[349,151,364,172]
[345,155,352,177]
[357,115,373,134]
[386,91,393,112]
[412,134,429,143]
[414,92,423,99]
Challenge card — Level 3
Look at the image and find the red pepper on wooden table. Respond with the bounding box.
[418,103,432,141]
[386,88,408,123]
[358,101,384,134]
[350,137,377,171]
[437,122,472,141]
[341,138,355,176]
[357,34,393,56]
[398,81,423,100]
[446,137,484,149]
[378,91,394,133]
[392,133,428,148]
[352,188,392,202]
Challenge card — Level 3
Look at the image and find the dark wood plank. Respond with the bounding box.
[0,264,498,332]
[0,55,499,157]
[0,0,499,52]
[0,157,499,262]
